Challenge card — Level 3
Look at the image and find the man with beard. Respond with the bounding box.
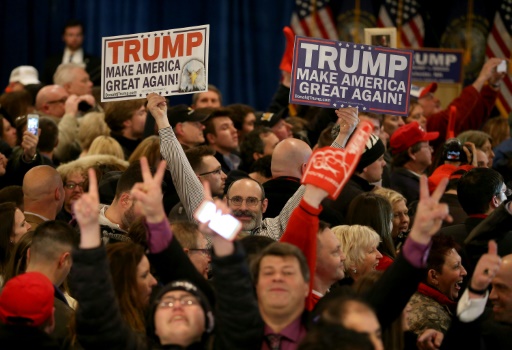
[98,160,146,243]
[147,93,358,240]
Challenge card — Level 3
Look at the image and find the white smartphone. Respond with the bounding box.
[27,114,39,135]
[497,60,507,73]
[194,201,241,241]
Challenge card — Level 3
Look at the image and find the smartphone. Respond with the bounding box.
[194,201,241,241]
[27,114,39,135]
[497,60,507,73]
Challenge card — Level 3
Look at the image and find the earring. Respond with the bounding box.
[352,268,357,274]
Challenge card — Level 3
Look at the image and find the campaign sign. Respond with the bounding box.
[101,25,209,102]
[290,36,413,116]
[412,48,463,83]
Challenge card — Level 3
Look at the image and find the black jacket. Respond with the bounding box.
[325,174,374,219]
[0,324,60,349]
[390,167,420,205]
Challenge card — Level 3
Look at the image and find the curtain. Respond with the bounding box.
[0,0,295,110]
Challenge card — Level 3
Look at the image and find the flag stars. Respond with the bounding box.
[353,44,357,48]
[346,43,350,47]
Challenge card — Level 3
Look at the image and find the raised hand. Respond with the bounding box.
[417,329,444,350]
[73,168,101,248]
[21,130,39,162]
[333,107,359,147]
[130,157,167,223]
[409,176,452,245]
[470,240,501,295]
[146,93,170,129]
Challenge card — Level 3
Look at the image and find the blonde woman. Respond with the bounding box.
[374,187,410,250]
[332,225,383,283]
[88,135,125,160]
[78,112,110,157]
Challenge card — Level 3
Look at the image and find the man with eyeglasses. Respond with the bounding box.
[147,93,357,240]
[169,145,227,222]
[35,84,96,163]
[389,122,439,204]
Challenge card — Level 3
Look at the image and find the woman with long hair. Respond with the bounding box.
[106,241,157,334]
[346,192,397,270]
[0,202,31,278]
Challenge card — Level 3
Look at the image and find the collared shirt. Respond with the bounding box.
[62,47,84,64]
[23,211,50,222]
[262,316,306,350]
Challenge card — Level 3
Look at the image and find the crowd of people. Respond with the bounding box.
[0,20,511,350]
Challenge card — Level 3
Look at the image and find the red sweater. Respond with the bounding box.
[279,198,321,311]
[427,85,497,150]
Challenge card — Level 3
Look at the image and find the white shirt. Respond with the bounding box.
[457,288,489,323]
[62,47,84,65]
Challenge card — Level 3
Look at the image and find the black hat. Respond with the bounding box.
[151,280,214,334]
[167,105,210,128]
[254,108,287,128]
[355,134,386,172]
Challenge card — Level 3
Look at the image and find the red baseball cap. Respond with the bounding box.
[0,272,54,327]
[410,82,438,99]
[390,122,439,155]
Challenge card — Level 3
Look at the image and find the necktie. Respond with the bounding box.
[69,53,74,63]
[266,334,282,350]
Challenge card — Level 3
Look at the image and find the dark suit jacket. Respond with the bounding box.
[390,167,420,205]
[42,52,101,85]
[24,213,47,232]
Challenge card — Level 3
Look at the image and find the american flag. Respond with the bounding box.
[290,0,338,40]
[486,0,512,115]
[377,0,424,48]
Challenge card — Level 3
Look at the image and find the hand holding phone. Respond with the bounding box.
[27,114,39,136]
[194,201,241,241]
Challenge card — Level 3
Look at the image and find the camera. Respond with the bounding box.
[442,138,470,164]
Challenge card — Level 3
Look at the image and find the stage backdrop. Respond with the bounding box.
[0,0,294,110]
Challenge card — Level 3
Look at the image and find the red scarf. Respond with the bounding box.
[417,283,457,309]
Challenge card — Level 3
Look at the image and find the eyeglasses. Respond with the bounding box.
[227,196,262,208]
[157,295,199,309]
[46,97,68,105]
[198,168,222,177]
[64,181,87,190]
[188,248,211,256]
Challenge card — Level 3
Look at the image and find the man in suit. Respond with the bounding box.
[42,20,101,86]
[23,165,65,231]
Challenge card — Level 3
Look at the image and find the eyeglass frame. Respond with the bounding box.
[156,295,200,309]
[64,181,88,190]
[198,168,222,177]
[46,97,68,105]
[226,196,263,208]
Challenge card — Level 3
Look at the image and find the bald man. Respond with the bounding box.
[490,254,512,324]
[35,85,95,163]
[263,138,343,224]
[23,165,65,230]
[262,138,311,218]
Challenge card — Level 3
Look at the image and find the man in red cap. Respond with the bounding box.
[0,272,58,348]
[389,122,439,204]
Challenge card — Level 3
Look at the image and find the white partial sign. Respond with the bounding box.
[101,25,209,102]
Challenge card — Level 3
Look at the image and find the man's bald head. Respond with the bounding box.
[490,254,512,324]
[271,138,312,178]
[35,85,69,118]
[23,166,65,218]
